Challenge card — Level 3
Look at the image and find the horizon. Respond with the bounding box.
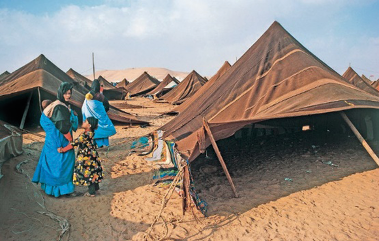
[0,1,378,79]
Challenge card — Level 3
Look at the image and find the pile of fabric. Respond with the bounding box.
[141,130,208,216]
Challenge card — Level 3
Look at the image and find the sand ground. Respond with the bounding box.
[1,97,379,241]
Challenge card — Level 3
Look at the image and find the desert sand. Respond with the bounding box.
[1,97,379,241]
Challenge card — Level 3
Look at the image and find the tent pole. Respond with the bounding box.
[340,111,379,166]
[37,87,42,114]
[20,91,33,129]
[203,118,239,198]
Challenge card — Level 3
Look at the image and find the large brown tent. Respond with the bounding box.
[145,74,180,97]
[160,70,207,105]
[97,75,126,100]
[0,54,148,128]
[170,61,231,114]
[66,68,92,90]
[342,67,378,96]
[160,21,379,161]
[125,71,160,97]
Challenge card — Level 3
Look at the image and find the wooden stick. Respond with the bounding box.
[20,91,33,129]
[203,118,239,198]
[340,111,379,166]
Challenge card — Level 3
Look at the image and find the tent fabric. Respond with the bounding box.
[0,120,23,179]
[0,54,148,125]
[342,67,378,96]
[66,68,93,90]
[0,71,10,82]
[160,21,379,161]
[125,71,160,96]
[146,74,180,96]
[116,78,129,90]
[160,70,207,105]
[171,61,231,114]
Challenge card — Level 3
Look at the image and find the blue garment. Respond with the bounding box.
[70,110,78,132]
[32,113,75,197]
[81,99,116,147]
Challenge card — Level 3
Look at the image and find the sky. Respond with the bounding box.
[0,0,378,80]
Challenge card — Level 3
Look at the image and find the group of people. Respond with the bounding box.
[32,79,116,197]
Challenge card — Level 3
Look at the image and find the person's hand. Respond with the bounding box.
[57,147,63,153]
[73,110,78,116]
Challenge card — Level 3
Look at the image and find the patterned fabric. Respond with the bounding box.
[72,131,104,186]
[146,130,208,216]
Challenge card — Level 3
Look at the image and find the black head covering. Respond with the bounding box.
[86,117,98,131]
[90,79,100,95]
[57,82,73,104]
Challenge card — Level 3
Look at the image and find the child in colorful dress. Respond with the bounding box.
[58,117,103,196]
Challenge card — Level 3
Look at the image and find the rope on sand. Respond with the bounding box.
[15,159,71,241]
[143,166,185,241]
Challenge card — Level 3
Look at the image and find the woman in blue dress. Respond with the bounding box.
[81,79,116,147]
[32,82,78,197]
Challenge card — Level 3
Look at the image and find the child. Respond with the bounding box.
[58,117,104,196]
[41,99,52,110]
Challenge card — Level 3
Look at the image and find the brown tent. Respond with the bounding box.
[146,74,180,97]
[160,70,207,105]
[116,78,129,90]
[97,75,126,100]
[66,68,92,90]
[170,61,231,114]
[0,54,148,128]
[342,67,378,96]
[0,71,10,82]
[125,71,160,97]
[160,21,379,162]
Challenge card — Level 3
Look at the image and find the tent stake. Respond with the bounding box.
[20,91,33,129]
[203,118,239,198]
[340,111,379,166]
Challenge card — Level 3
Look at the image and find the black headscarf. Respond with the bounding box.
[90,79,100,95]
[57,82,73,105]
[86,117,99,132]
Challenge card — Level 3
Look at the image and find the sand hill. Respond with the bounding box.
[87,67,189,82]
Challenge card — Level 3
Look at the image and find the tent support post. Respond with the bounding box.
[340,111,379,166]
[37,87,42,114]
[203,118,239,198]
[20,91,33,129]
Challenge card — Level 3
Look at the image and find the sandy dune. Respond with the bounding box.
[88,67,189,82]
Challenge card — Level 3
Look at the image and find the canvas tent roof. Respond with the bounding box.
[0,71,10,82]
[160,21,379,161]
[145,74,180,96]
[66,68,92,90]
[0,54,148,126]
[116,78,129,90]
[171,61,231,114]
[342,67,378,96]
[160,70,206,105]
[125,71,160,97]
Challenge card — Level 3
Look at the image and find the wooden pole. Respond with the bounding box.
[340,111,379,166]
[202,118,239,198]
[92,52,96,80]
[20,91,33,129]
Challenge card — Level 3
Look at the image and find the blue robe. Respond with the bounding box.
[32,113,76,197]
[81,99,116,147]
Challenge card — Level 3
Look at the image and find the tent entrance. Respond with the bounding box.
[190,109,379,209]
